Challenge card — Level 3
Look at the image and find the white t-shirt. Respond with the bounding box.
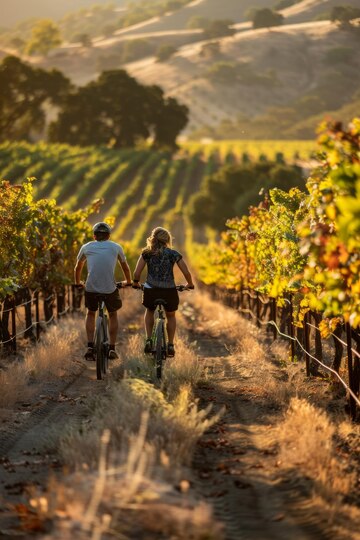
[77,240,126,294]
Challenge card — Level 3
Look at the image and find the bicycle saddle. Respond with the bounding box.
[155,298,167,306]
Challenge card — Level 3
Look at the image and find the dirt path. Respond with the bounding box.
[0,292,358,538]
[0,359,105,534]
[0,295,142,536]
[180,296,359,540]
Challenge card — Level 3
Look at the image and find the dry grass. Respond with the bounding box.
[191,291,257,345]
[60,310,211,473]
[34,437,223,540]
[38,314,222,539]
[26,319,82,380]
[0,319,82,409]
[188,292,360,536]
[194,292,346,412]
[0,362,31,409]
[277,398,358,509]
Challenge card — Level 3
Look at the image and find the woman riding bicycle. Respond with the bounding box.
[132,227,194,356]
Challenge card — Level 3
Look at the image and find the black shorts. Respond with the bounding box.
[85,289,122,313]
[142,287,179,312]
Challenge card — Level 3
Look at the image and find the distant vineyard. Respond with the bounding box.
[0,139,315,251]
[183,140,316,163]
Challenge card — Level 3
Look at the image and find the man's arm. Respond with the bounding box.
[177,259,194,288]
[74,257,86,285]
[119,257,132,285]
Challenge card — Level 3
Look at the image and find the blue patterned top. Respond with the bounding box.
[142,248,182,288]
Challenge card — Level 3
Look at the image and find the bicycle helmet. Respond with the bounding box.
[93,222,112,233]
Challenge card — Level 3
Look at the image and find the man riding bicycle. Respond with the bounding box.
[74,222,132,361]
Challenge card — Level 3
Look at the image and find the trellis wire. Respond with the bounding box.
[206,284,360,419]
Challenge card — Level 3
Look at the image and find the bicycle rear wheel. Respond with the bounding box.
[154,320,166,379]
[103,315,109,375]
[95,317,105,380]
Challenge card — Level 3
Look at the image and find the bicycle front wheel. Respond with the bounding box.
[154,320,166,380]
[95,317,105,380]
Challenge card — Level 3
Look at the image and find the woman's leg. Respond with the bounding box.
[166,311,176,344]
[144,308,155,338]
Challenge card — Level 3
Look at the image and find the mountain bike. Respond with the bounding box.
[137,285,189,380]
[94,282,127,380]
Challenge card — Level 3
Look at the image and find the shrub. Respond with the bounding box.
[251,8,284,29]
[156,44,177,62]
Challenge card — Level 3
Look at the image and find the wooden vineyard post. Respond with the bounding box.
[256,291,261,328]
[288,295,295,361]
[35,291,40,341]
[71,284,76,312]
[346,323,357,420]
[56,287,65,319]
[11,298,16,353]
[311,311,323,376]
[56,291,61,319]
[271,298,277,341]
[67,285,71,313]
[303,311,311,377]
[24,289,34,339]
[353,329,360,418]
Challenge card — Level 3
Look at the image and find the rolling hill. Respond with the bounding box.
[1,0,359,138]
[119,20,360,137]
[0,0,126,27]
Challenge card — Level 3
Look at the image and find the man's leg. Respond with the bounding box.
[108,311,119,347]
[145,309,155,338]
[166,311,176,344]
[85,310,96,343]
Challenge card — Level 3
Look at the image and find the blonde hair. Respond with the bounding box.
[143,227,172,255]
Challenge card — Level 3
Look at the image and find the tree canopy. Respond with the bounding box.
[330,5,360,24]
[0,56,71,143]
[251,9,284,29]
[0,56,188,149]
[188,161,304,230]
[25,19,62,56]
[49,69,188,148]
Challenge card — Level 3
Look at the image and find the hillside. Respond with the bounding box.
[284,0,360,22]
[0,0,126,28]
[122,20,360,137]
[1,0,359,139]
[113,0,274,36]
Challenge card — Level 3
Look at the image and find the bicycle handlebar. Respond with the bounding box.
[73,282,132,290]
[176,285,194,292]
[116,282,132,289]
[132,283,194,291]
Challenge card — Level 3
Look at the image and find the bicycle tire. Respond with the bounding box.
[103,315,109,375]
[95,317,104,380]
[155,320,166,379]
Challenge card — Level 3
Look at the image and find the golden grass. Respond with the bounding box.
[0,362,31,409]
[31,455,223,539]
[38,315,222,538]
[25,320,82,379]
[277,398,358,509]
[59,319,210,469]
[191,291,360,532]
[0,319,82,410]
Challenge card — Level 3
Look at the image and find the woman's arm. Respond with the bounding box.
[133,255,146,282]
[177,259,194,288]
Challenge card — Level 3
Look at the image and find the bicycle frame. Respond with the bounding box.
[152,300,167,380]
[94,298,109,380]
[135,284,190,380]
